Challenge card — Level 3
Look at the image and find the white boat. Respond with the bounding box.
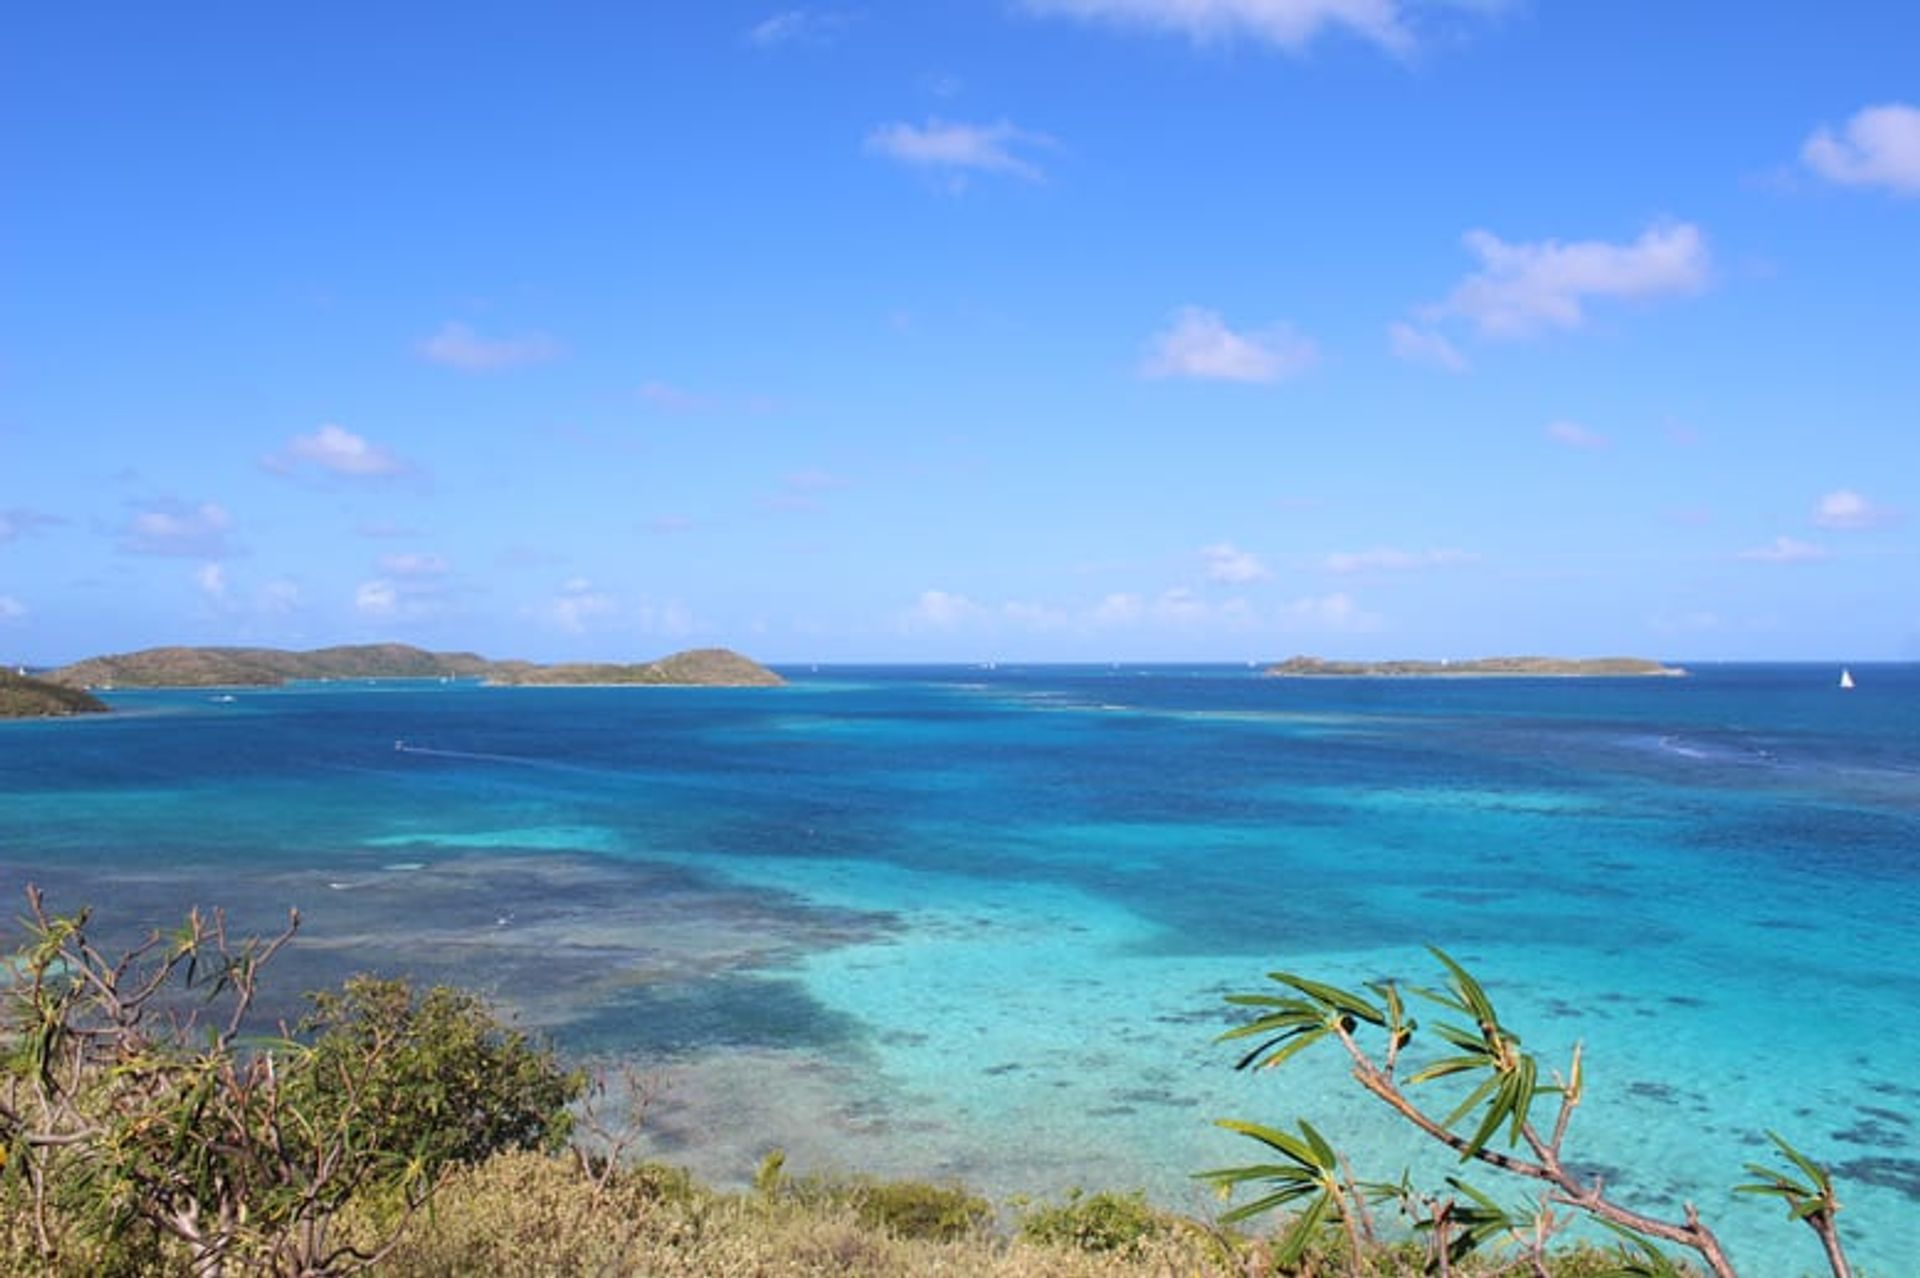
[1839,668,1855,690]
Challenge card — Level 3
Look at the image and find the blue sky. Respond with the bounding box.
[4,2,1917,664]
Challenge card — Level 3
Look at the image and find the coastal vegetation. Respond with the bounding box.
[0,669,108,718]
[45,643,783,690]
[482,647,786,687]
[1208,950,1853,1277]
[1266,656,1687,678]
[1,894,1857,1276]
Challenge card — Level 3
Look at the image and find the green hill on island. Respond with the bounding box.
[0,668,111,718]
[1268,654,1686,678]
[47,644,783,690]
[484,648,785,687]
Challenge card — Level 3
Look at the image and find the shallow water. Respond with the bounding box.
[2,665,1915,1274]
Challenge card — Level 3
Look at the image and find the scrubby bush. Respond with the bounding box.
[1015,1188,1178,1254]
[0,890,582,1276]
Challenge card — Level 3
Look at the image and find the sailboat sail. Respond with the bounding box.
[1839,668,1855,690]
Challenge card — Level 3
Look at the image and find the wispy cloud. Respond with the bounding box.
[541,577,616,633]
[379,551,451,578]
[1421,221,1709,339]
[1738,536,1826,564]
[119,500,235,559]
[747,7,852,47]
[417,321,561,372]
[763,468,852,513]
[1020,0,1417,55]
[1811,488,1893,530]
[896,584,1379,639]
[1545,419,1610,450]
[0,595,26,622]
[1802,103,1920,195]
[1387,321,1467,371]
[195,563,227,601]
[1279,591,1379,632]
[1141,306,1319,383]
[1324,546,1476,573]
[0,508,63,543]
[266,424,409,478]
[638,380,780,414]
[865,118,1055,184]
[1201,542,1271,583]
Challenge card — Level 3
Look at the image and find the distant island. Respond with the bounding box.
[0,668,111,718]
[1267,655,1687,678]
[45,644,784,691]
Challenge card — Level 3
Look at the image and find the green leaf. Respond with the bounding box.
[1440,1073,1501,1129]
[1274,1190,1335,1266]
[1214,1119,1321,1168]
[1428,947,1498,1026]
[1270,972,1387,1025]
[1407,1053,1490,1085]
[1299,1119,1339,1170]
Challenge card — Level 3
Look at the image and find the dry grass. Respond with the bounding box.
[0,1149,1670,1277]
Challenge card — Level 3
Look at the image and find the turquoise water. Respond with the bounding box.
[2,665,1915,1274]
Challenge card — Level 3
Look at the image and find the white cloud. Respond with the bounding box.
[270,423,407,477]
[0,595,25,622]
[1738,536,1827,564]
[120,500,234,558]
[1811,488,1890,530]
[1802,103,1920,195]
[354,579,400,617]
[196,563,228,600]
[1427,222,1709,339]
[379,552,451,578]
[1021,0,1416,55]
[1324,547,1475,574]
[865,118,1054,183]
[1545,419,1610,450]
[1141,307,1319,383]
[748,8,850,47]
[1280,591,1379,631]
[1201,542,1272,583]
[545,577,616,633]
[1091,592,1145,624]
[417,322,561,372]
[1387,321,1467,371]
[903,589,986,630]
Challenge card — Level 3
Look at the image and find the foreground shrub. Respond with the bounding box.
[0,889,580,1276]
[1015,1188,1179,1254]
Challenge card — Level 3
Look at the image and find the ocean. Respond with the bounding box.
[2,664,1915,1274]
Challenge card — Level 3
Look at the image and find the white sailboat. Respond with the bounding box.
[1839,668,1855,690]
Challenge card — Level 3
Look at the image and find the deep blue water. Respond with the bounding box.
[2,664,1916,1273]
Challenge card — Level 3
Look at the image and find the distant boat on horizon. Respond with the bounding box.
[1839,668,1855,690]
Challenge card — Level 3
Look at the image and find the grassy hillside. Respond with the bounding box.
[49,644,781,689]
[489,647,786,687]
[0,668,110,717]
